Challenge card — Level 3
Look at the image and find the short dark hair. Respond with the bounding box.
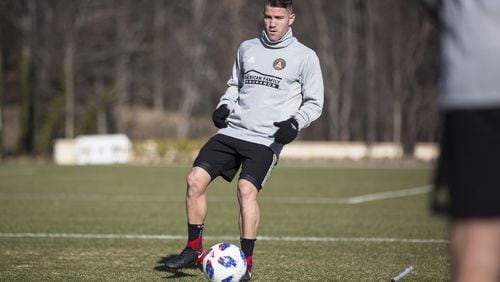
[266,0,293,11]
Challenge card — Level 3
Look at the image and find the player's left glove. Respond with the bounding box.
[273,118,299,145]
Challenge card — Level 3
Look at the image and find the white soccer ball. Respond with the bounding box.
[202,242,247,282]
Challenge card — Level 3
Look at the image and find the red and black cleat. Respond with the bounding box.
[164,246,205,272]
[240,265,253,281]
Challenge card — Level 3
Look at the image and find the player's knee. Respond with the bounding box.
[186,170,207,197]
[237,180,258,202]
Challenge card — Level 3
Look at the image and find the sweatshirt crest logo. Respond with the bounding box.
[273,58,286,70]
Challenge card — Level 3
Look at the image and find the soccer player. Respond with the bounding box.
[164,0,324,280]
[421,1,500,281]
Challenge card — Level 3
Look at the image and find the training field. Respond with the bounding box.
[0,164,449,281]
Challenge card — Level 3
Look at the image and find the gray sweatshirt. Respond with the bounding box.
[217,29,324,154]
[422,0,500,109]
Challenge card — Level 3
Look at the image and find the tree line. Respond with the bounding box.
[0,0,438,158]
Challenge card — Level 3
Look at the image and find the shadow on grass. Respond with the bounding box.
[154,254,201,279]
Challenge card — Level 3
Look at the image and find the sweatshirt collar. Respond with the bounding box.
[260,28,295,49]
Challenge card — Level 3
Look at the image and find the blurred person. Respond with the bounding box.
[421,1,500,281]
[164,0,324,280]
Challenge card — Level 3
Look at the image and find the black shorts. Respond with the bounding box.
[432,108,500,219]
[193,134,278,190]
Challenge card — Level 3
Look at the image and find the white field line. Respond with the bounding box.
[0,193,345,204]
[0,193,179,202]
[0,232,448,244]
[0,185,431,205]
[259,197,345,204]
[345,185,431,204]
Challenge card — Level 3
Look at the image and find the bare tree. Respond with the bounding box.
[114,2,131,107]
[113,0,149,132]
[311,0,341,140]
[391,4,404,144]
[339,0,359,141]
[176,0,207,138]
[54,0,92,139]
[226,0,244,52]
[364,0,377,145]
[0,30,3,159]
[17,0,36,154]
[403,16,434,154]
[63,29,75,139]
[152,0,166,112]
[391,3,435,154]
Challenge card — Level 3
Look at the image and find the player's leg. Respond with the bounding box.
[237,141,278,281]
[451,220,500,282]
[164,167,211,271]
[185,166,212,247]
[433,109,500,281]
[165,135,239,271]
[238,179,260,239]
[237,179,259,281]
[186,167,211,227]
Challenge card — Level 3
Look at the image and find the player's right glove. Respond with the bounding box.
[212,104,230,128]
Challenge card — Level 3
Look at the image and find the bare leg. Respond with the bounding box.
[164,167,212,270]
[237,179,260,239]
[186,167,212,224]
[451,219,500,282]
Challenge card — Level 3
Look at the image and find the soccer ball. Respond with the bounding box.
[202,242,247,282]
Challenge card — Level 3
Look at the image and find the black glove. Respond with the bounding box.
[273,118,299,145]
[212,104,230,128]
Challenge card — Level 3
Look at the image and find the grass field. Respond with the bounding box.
[0,164,450,281]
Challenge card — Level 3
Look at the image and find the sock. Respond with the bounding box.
[187,223,204,250]
[240,238,256,270]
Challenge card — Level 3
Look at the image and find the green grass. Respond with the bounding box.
[0,164,450,281]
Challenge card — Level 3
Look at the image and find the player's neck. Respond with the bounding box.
[261,28,295,48]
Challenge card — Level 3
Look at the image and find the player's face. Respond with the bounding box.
[263,5,295,42]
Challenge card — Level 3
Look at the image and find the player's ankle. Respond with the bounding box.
[187,238,203,251]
